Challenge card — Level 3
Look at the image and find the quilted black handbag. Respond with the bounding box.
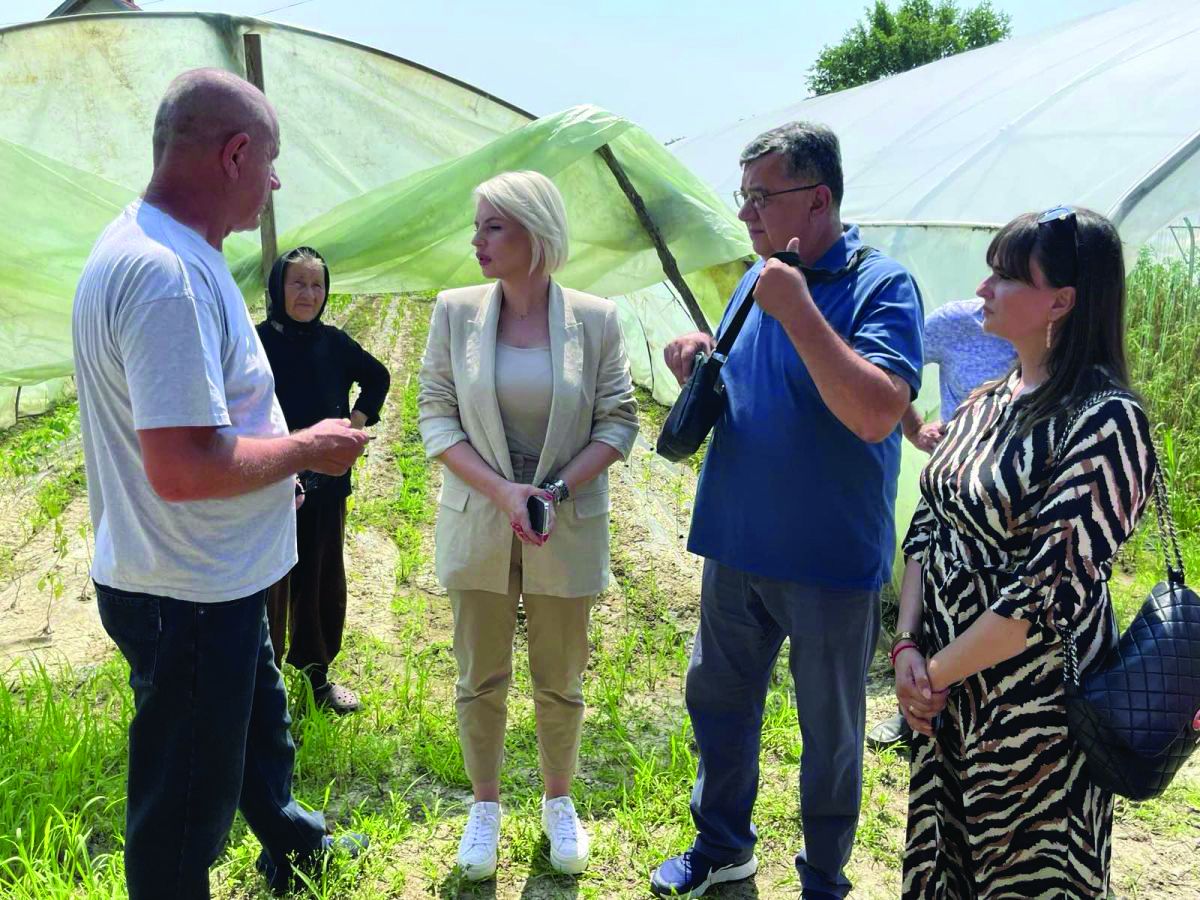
[1056,391,1200,800]
[655,247,871,462]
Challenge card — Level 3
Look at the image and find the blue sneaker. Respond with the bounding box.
[650,846,758,898]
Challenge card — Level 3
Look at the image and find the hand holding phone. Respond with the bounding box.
[527,494,552,537]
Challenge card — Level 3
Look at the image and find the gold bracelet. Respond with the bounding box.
[891,630,918,650]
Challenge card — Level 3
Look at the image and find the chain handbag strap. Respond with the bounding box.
[1052,389,1186,687]
[1151,460,1187,586]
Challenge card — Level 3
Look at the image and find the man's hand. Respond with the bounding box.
[754,237,816,324]
[297,418,370,475]
[909,421,946,454]
[663,331,716,386]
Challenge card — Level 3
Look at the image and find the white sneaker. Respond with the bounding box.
[457,801,500,881]
[541,795,590,875]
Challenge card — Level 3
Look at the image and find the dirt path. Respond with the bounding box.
[0,494,105,675]
[341,292,422,645]
[616,443,700,621]
[0,297,379,678]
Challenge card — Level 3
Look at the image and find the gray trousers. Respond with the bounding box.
[687,559,880,898]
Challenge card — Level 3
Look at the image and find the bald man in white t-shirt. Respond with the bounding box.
[73,69,369,898]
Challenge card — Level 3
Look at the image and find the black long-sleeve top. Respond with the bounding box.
[256,320,391,501]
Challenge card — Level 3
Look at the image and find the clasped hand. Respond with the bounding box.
[497,481,556,547]
[894,648,949,738]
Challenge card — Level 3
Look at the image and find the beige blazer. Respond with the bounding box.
[418,281,638,597]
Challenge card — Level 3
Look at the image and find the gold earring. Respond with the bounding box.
[1046,321,1053,350]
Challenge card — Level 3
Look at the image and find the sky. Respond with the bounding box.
[3,0,1130,141]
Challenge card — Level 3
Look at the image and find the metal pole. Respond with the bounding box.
[1185,217,1196,282]
[595,144,712,336]
[242,33,278,306]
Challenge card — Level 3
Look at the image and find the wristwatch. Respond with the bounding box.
[540,479,570,505]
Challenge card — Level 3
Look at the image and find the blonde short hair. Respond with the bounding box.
[473,171,570,275]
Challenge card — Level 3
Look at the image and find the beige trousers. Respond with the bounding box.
[449,535,594,783]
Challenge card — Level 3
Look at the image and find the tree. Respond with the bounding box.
[808,0,1012,96]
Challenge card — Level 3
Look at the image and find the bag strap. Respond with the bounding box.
[713,245,874,358]
[1052,388,1186,687]
[1151,456,1187,586]
[1052,388,1132,460]
[1053,389,1185,586]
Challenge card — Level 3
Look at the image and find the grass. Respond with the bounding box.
[347,293,434,583]
[324,293,355,322]
[632,385,709,477]
[0,661,130,896]
[1112,252,1200,627]
[1126,251,1200,533]
[339,295,392,345]
[0,287,1196,898]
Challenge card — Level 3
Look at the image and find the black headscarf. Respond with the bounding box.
[266,246,331,338]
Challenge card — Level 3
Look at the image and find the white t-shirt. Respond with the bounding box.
[72,200,296,603]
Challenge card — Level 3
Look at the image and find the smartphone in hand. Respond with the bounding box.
[527,494,552,536]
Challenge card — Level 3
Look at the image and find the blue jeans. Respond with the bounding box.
[96,584,327,899]
[686,560,880,898]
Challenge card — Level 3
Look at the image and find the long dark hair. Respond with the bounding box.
[983,207,1132,434]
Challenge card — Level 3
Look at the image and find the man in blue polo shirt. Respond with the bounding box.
[650,122,923,900]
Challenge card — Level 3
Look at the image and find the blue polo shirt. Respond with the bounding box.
[688,225,924,590]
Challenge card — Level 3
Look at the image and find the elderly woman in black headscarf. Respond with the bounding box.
[257,246,391,713]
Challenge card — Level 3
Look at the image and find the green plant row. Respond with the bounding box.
[0,398,79,481]
[346,294,436,584]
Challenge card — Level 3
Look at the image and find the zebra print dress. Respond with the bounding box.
[901,368,1155,899]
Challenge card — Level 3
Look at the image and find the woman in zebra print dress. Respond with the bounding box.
[893,208,1156,898]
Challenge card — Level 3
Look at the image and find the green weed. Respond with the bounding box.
[0,398,79,481]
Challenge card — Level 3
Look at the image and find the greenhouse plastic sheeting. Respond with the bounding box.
[615,261,748,403]
[231,106,752,306]
[0,12,751,398]
[671,0,1200,542]
[673,0,1200,310]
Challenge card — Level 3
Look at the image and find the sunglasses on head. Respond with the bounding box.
[1037,205,1079,285]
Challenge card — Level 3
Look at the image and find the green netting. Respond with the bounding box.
[0,12,751,399]
[229,106,751,302]
[0,11,948,568]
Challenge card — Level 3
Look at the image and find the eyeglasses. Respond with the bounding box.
[734,182,824,210]
[1037,205,1079,284]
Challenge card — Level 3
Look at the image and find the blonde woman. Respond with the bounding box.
[418,171,638,880]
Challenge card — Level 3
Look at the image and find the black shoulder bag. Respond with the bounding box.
[1055,390,1200,800]
[655,246,873,463]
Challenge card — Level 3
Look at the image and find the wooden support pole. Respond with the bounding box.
[242,33,277,304]
[595,144,712,336]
